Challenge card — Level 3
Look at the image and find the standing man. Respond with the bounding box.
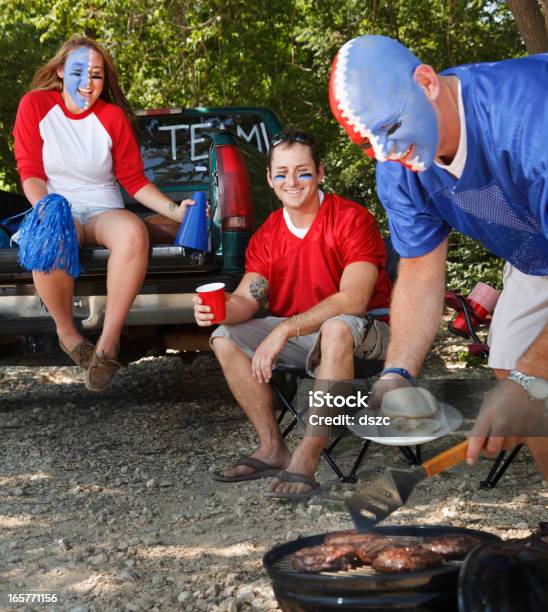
[194,129,392,500]
[329,35,548,477]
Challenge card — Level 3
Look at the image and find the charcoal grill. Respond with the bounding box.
[263,525,500,611]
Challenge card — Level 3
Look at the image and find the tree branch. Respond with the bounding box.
[507,0,548,53]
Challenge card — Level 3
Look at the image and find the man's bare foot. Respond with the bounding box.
[218,447,291,479]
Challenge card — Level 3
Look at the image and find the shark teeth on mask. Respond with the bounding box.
[332,38,389,161]
[406,156,426,172]
[333,41,371,139]
[388,147,409,161]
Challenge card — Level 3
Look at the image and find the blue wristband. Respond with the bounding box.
[380,367,416,383]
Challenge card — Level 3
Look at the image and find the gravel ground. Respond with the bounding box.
[0,319,546,611]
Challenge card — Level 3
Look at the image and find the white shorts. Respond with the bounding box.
[488,263,548,370]
[71,206,124,225]
[10,205,122,244]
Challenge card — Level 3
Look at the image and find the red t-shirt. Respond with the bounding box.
[245,193,392,317]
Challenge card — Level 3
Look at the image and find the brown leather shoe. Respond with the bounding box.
[85,350,122,392]
[59,338,95,369]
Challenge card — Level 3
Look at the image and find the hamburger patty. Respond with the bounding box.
[372,545,443,573]
[422,534,483,559]
[355,538,399,564]
[293,544,359,573]
[324,530,384,547]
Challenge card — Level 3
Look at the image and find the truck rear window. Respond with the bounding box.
[138,113,271,185]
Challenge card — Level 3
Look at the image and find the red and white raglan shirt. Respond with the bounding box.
[13,90,150,212]
[245,193,392,317]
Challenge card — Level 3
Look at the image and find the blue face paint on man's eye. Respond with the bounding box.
[273,175,285,182]
[63,47,91,110]
[298,173,313,181]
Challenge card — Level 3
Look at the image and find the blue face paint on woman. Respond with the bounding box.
[330,35,439,172]
[63,47,92,110]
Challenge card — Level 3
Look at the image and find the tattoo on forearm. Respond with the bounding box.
[169,202,177,212]
[249,277,269,308]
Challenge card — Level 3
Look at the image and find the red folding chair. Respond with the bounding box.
[444,286,523,488]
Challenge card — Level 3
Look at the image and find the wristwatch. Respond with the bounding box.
[508,370,548,401]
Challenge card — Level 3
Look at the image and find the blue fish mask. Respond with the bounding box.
[63,47,92,110]
[330,35,439,172]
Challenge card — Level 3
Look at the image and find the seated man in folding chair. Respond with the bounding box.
[193,128,392,500]
[329,35,548,478]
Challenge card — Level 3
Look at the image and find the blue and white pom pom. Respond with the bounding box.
[17,193,81,277]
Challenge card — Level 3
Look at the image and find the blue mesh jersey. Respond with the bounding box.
[376,54,548,275]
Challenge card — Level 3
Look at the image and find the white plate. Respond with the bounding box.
[347,403,463,446]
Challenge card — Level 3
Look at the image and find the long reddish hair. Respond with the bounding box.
[30,35,134,120]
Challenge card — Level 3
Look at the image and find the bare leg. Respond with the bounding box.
[33,269,83,348]
[32,220,86,350]
[527,438,548,481]
[212,336,292,477]
[267,319,355,495]
[83,210,149,358]
[494,368,548,480]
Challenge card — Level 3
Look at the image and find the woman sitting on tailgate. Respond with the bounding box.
[13,35,198,391]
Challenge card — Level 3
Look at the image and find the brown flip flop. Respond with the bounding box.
[263,470,323,501]
[211,456,281,482]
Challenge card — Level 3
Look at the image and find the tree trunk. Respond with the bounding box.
[507,0,548,53]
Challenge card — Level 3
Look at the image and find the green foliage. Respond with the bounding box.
[456,349,488,369]
[0,0,525,289]
[446,232,504,292]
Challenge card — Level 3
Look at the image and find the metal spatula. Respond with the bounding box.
[347,440,469,532]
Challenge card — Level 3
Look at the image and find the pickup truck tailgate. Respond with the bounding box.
[0,246,241,332]
[0,245,219,279]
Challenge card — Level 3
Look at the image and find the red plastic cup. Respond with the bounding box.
[196,282,226,324]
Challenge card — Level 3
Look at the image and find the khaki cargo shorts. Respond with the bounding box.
[210,314,389,377]
[488,263,548,370]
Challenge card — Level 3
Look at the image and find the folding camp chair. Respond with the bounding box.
[444,289,523,488]
[270,237,422,483]
[271,358,423,483]
[270,233,518,487]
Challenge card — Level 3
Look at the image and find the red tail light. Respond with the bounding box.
[217,144,253,231]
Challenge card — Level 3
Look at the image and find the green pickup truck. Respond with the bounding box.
[0,106,282,364]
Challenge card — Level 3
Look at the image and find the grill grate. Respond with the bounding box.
[273,535,462,578]
[274,555,379,576]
